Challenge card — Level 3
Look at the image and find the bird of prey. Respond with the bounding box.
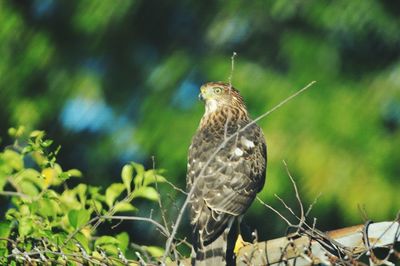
[187,82,267,265]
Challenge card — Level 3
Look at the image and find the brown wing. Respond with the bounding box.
[187,121,266,245]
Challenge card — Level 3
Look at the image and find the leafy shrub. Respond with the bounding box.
[0,127,166,265]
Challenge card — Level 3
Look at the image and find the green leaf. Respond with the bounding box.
[60,190,81,210]
[143,170,166,186]
[67,169,82,178]
[0,222,10,257]
[105,183,125,208]
[90,200,103,213]
[116,232,129,254]
[95,235,119,247]
[121,164,133,193]
[132,186,159,201]
[68,209,90,229]
[7,127,17,137]
[18,180,39,196]
[0,221,11,239]
[53,232,76,252]
[99,244,118,255]
[18,217,33,238]
[19,204,30,216]
[29,130,44,138]
[2,150,23,171]
[42,139,53,147]
[20,168,44,189]
[113,202,137,213]
[0,176,6,192]
[75,183,87,207]
[132,162,145,187]
[21,145,33,154]
[74,232,90,254]
[52,232,67,246]
[58,172,70,181]
[144,245,165,257]
[35,198,59,217]
[5,209,17,220]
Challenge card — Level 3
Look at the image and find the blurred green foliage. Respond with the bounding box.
[0,0,399,244]
[0,128,166,264]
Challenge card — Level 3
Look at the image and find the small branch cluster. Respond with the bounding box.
[241,161,400,266]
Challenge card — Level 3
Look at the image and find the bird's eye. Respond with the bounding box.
[214,87,222,94]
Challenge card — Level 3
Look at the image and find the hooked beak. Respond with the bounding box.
[198,92,205,101]
[199,86,207,101]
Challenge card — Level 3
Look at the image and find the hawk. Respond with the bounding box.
[187,82,267,265]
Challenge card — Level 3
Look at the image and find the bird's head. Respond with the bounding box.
[199,82,246,115]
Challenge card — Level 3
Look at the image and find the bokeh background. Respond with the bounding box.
[1,0,399,250]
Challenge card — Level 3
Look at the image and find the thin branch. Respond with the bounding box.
[62,216,100,246]
[274,193,299,220]
[228,51,237,85]
[256,197,292,227]
[283,160,305,226]
[101,215,170,237]
[0,191,29,198]
[152,156,170,235]
[305,192,321,217]
[164,179,187,195]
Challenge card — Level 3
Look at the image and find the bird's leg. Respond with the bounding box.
[233,215,251,254]
[224,217,236,265]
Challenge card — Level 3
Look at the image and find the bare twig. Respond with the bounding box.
[305,193,321,217]
[164,179,187,195]
[274,194,299,221]
[101,215,170,237]
[152,156,171,235]
[0,191,29,198]
[228,51,237,86]
[256,197,292,227]
[283,160,305,227]
[136,251,147,266]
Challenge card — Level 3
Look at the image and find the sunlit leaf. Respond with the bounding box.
[121,164,133,193]
[143,170,166,186]
[42,139,53,148]
[0,221,11,238]
[113,202,136,213]
[35,198,59,217]
[0,221,11,257]
[94,235,119,247]
[98,244,119,255]
[18,217,33,238]
[116,232,129,254]
[105,183,125,208]
[144,245,165,257]
[75,183,87,207]
[68,209,90,229]
[67,169,82,178]
[132,186,159,201]
[29,130,44,138]
[18,180,39,196]
[133,162,145,188]
[19,204,30,216]
[90,200,103,213]
[20,168,45,190]
[2,150,23,171]
[60,190,82,210]
[41,167,57,187]
[74,232,90,253]
[0,176,6,191]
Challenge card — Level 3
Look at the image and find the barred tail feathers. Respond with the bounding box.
[192,234,227,266]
